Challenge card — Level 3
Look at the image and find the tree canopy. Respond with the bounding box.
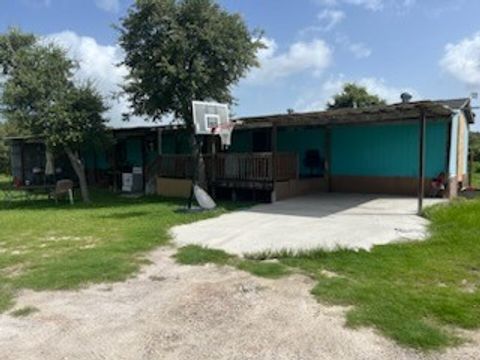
[328,83,386,109]
[118,0,262,125]
[470,131,480,162]
[0,29,109,202]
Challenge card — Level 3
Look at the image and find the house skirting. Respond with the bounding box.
[156,177,192,198]
[330,175,435,196]
[275,178,328,201]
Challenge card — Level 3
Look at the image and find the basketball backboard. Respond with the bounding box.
[192,101,230,135]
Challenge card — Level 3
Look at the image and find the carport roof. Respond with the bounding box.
[234,101,456,129]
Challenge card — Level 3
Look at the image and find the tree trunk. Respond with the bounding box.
[65,147,91,203]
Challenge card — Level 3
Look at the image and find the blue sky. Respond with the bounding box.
[1,0,480,129]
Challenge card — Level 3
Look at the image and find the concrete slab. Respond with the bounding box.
[171,193,446,256]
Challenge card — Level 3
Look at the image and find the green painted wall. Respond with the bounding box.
[83,148,109,170]
[229,130,253,153]
[126,138,143,166]
[277,127,326,177]
[162,131,191,154]
[330,120,449,178]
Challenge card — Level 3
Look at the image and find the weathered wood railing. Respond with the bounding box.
[150,152,298,183]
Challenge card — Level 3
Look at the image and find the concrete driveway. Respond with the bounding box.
[172,193,445,256]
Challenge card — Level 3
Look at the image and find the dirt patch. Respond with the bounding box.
[0,248,479,360]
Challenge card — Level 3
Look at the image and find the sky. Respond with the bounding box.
[1,0,480,130]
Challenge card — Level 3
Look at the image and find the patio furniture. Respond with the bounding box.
[50,179,74,205]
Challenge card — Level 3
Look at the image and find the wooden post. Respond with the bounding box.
[418,111,426,215]
[271,123,278,202]
[20,140,26,184]
[210,137,216,199]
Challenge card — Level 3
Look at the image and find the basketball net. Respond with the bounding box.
[211,122,234,149]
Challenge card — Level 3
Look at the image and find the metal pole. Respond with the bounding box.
[271,123,278,202]
[418,111,426,215]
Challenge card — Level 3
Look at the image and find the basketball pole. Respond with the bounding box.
[187,135,203,210]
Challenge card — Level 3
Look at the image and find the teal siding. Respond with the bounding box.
[331,120,449,178]
[83,148,109,170]
[229,130,252,153]
[277,127,326,177]
[126,138,143,166]
[162,131,191,154]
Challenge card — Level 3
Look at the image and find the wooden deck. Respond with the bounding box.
[148,152,298,190]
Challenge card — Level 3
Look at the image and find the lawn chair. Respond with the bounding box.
[50,179,74,205]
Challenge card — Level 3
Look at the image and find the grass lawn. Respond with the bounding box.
[176,199,480,351]
[0,174,240,313]
[175,245,290,279]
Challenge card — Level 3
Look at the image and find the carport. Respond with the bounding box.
[232,100,472,214]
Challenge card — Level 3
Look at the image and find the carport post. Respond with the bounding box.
[417,111,427,215]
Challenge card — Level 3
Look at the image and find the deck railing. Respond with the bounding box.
[150,152,298,183]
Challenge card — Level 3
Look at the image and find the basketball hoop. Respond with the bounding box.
[212,122,234,149]
[192,101,233,149]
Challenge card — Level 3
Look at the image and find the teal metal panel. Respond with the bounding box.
[331,120,449,178]
[83,148,109,170]
[126,138,143,166]
[277,127,326,177]
[229,130,252,153]
[161,131,191,154]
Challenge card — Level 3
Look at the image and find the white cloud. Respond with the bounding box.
[245,37,333,85]
[94,0,120,13]
[347,42,372,58]
[295,75,419,111]
[335,35,372,59]
[44,31,146,128]
[317,9,346,31]
[315,0,415,12]
[440,32,480,87]
[316,0,384,11]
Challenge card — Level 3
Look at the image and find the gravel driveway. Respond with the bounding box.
[1,247,479,360]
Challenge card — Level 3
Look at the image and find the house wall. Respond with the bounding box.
[229,129,253,153]
[161,130,191,155]
[84,148,109,170]
[229,127,327,178]
[330,120,450,195]
[277,127,326,177]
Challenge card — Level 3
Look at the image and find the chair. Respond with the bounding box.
[51,179,74,205]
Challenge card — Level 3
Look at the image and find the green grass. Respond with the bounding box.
[175,245,234,265]
[243,200,480,350]
[236,260,290,279]
[10,306,39,317]
[175,245,290,279]
[0,174,243,312]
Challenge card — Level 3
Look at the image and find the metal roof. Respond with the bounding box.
[433,98,470,110]
[235,101,454,129]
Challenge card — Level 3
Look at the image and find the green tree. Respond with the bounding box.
[0,122,9,174]
[470,132,480,162]
[0,120,25,174]
[118,0,262,204]
[0,29,109,203]
[328,83,386,109]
